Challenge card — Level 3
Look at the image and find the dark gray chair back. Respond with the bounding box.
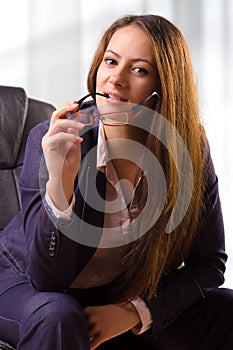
[0,86,55,349]
[0,86,55,232]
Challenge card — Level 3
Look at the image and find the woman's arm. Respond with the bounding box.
[19,104,96,292]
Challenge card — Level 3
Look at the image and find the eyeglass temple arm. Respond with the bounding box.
[131,91,160,115]
[76,92,109,105]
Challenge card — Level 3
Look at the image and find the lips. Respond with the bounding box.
[105,92,127,103]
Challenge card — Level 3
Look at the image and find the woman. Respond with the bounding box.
[0,14,233,350]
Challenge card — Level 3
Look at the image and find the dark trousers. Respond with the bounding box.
[0,282,233,350]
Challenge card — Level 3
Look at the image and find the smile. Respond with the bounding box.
[105,93,127,103]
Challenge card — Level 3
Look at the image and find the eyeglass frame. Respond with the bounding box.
[68,91,160,126]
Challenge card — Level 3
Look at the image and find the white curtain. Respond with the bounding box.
[0,0,232,287]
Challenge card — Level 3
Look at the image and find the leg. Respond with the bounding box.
[0,283,90,350]
[0,283,34,346]
[96,288,233,350]
[147,288,233,350]
[195,288,233,350]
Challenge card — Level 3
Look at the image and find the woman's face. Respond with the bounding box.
[96,24,159,113]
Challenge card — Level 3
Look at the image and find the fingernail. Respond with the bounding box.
[71,103,78,107]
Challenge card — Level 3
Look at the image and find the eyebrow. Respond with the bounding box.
[105,50,156,69]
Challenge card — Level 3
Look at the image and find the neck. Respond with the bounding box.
[103,124,147,144]
[103,125,147,192]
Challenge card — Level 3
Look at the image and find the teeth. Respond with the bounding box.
[109,95,123,100]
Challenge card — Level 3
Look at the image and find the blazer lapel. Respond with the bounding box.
[74,124,106,247]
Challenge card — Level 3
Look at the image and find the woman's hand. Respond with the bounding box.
[83,303,141,349]
[42,101,85,210]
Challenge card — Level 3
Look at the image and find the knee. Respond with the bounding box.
[209,288,233,304]
[207,287,233,315]
[21,291,88,334]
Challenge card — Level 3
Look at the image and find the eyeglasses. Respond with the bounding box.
[68,91,159,126]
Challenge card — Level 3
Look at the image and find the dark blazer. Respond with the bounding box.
[0,119,227,337]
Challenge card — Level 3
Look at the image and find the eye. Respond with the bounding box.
[133,67,148,75]
[104,58,117,66]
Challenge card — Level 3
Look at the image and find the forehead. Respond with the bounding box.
[106,25,153,59]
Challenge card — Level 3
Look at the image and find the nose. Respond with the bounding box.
[109,66,127,87]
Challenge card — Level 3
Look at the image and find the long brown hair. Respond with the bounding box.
[87,15,207,302]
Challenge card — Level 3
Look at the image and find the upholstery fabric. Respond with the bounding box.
[0,86,55,232]
[0,86,55,350]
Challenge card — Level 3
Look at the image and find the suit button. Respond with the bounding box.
[49,231,56,256]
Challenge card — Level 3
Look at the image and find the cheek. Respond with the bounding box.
[96,70,101,89]
[96,66,109,88]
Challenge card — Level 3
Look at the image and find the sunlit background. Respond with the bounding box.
[0,0,232,288]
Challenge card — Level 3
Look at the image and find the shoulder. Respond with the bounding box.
[28,119,50,141]
[202,139,217,189]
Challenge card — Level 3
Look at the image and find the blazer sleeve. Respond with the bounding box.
[19,121,96,292]
[146,145,227,337]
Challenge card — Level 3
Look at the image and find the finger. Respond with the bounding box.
[83,306,96,320]
[90,334,103,350]
[67,127,82,136]
[51,102,79,122]
[83,306,92,316]
[87,323,96,339]
[49,119,86,135]
[45,120,85,141]
[67,111,83,122]
[43,132,83,150]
